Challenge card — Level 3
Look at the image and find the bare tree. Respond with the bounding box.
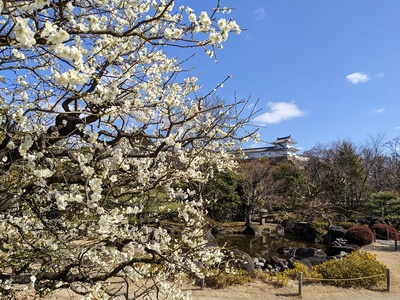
[238,158,273,226]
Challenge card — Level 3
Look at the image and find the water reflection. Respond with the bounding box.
[215,234,322,259]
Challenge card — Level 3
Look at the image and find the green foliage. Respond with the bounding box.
[313,222,329,231]
[345,225,374,246]
[337,222,354,229]
[313,251,386,288]
[270,161,305,210]
[385,216,400,230]
[363,191,400,218]
[203,171,242,221]
[371,223,399,240]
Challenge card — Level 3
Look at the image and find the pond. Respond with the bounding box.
[215,233,324,259]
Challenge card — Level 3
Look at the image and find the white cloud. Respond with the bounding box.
[346,72,369,84]
[372,108,385,114]
[253,101,305,125]
[375,72,385,78]
[254,7,266,21]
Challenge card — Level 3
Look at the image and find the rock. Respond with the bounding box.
[242,225,260,236]
[297,258,313,270]
[230,248,255,277]
[211,225,226,235]
[278,247,327,259]
[204,231,219,248]
[277,246,292,256]
[270,256,280,265]
[278,259,288,270]
[293,248,327,259]
[255,262,265,269]
[326,244,359,256]
[287,222,323,243]
[325,226,347,244]
[300,256,328,266]
[275,225,285,236]
[281,218,297,232]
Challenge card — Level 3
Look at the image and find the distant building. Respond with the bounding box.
[241,135,299,160]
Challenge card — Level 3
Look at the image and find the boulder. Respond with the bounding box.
[242,225,260,236]
[299,256,328,267]
[287,222,323,243]
[277,247,327,259]
[204,231,219,248]
[325,244,359,256]
[210,225,226,235]
[325,226,347,244]
[230,248,255,277]
[293,247,327,259]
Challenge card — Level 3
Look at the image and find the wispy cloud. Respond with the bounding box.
[346,72,369,84]
[254,7,266,21]
[375,72,385,78]
[372,108,385,114]
[253,101,305,125]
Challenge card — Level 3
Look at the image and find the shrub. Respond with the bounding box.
[345,225,374,246]
[313,250,386,288]
[337,221,354,229]
[266,262,322,287]
[371,223,399,240]
[204,269,252,288]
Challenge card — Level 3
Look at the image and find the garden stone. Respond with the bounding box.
[204,231,219,248]
[230,248,255,277]
[242,225,260,235]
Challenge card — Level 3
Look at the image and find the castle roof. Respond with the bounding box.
[272,135,296,145]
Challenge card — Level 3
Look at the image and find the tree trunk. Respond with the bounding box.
[244,204,253,226]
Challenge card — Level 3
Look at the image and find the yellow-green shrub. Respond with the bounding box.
[313,250,386,288]
[204,269,252,288]
[266,262,322,287]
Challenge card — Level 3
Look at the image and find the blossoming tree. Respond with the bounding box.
[0,0,256,298]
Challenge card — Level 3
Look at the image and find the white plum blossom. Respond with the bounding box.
[55,193,68,210]
[0,1,252,299]
[33,168,54,178]
[14,17,36,47]
[188,13,197,23]
[199,11,211,31]
[53,69,90,86]
[18,135,33,157]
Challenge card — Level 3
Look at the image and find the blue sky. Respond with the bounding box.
[181,1,400,153]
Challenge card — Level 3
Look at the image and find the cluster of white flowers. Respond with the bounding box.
[13,17,36,47]
[33,168,54,179]
[0,0,252,298]
[41,22,70,45]
[53,69,90,86]
[18,135,33,157]
[88,177,103,208]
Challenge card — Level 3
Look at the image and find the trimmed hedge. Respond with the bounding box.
[371,223,399,240]
[345,225,374,246]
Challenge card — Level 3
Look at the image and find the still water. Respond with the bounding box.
[215,233,322,259]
